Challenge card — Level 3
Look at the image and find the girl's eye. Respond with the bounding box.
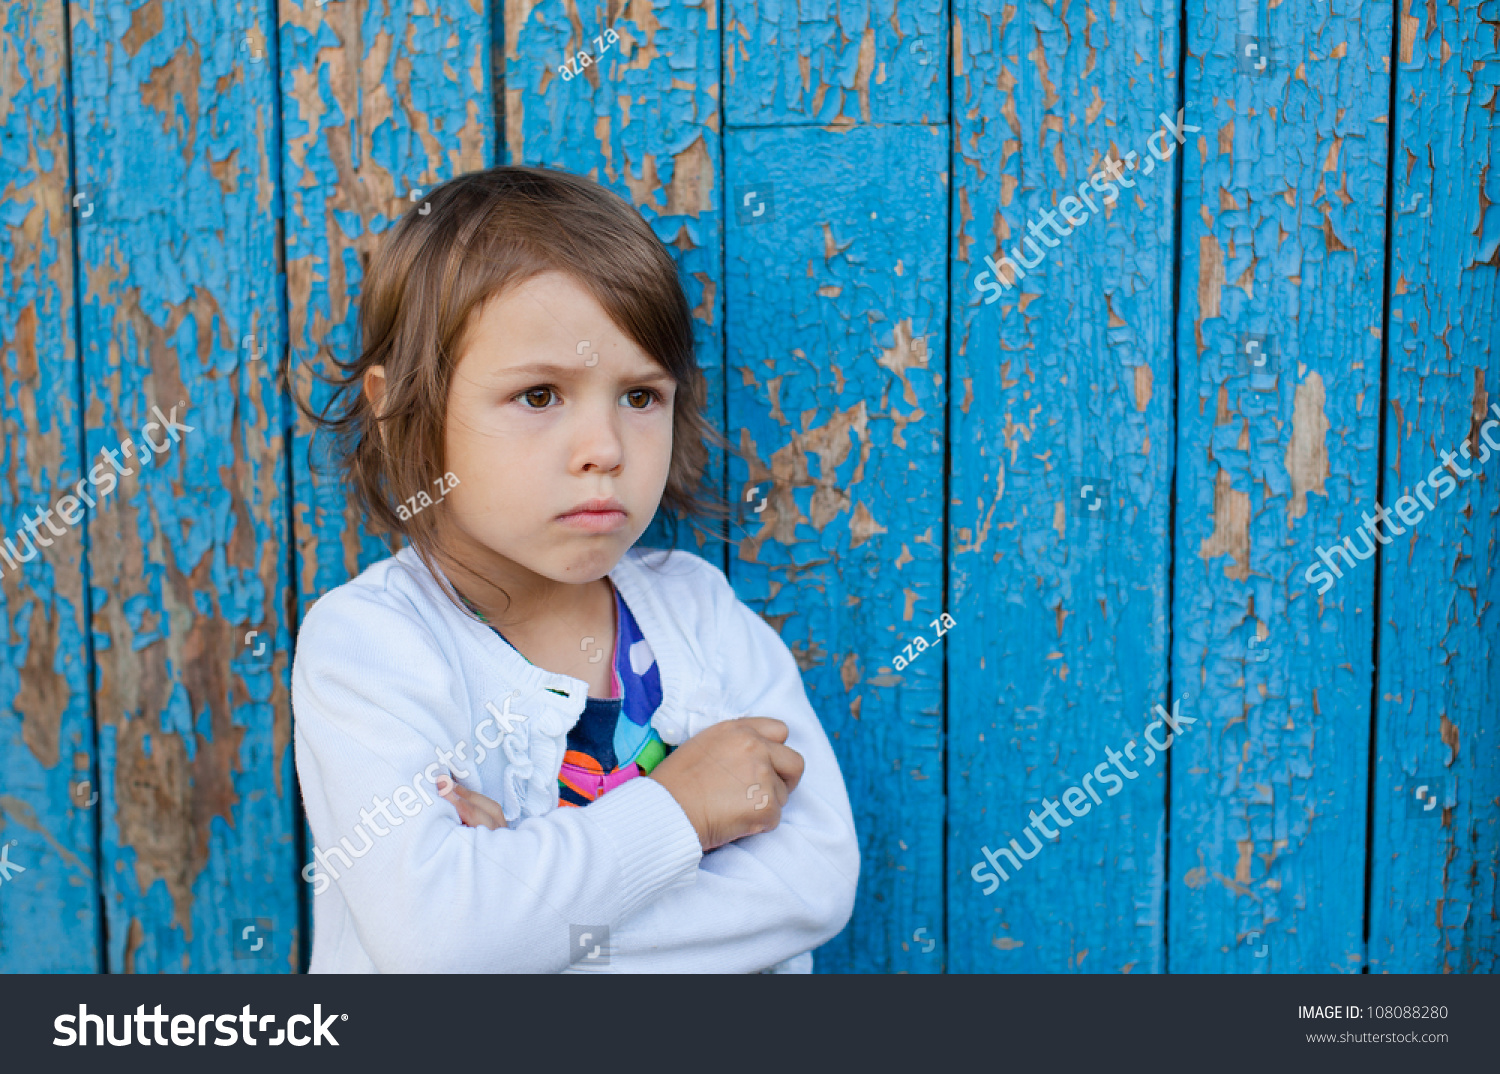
[622,388,660,409]
[519,387,558,408]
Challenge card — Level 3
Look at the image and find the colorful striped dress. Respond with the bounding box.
[463,583,671,806]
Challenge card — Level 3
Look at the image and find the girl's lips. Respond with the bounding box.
[556,509,628,533]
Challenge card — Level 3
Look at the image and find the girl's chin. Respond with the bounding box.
[441,526,635,582]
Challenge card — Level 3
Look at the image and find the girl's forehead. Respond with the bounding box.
[486,269,598,312]
[464,274,617,341]
[455,293,666,372]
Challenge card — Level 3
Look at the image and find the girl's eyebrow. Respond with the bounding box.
[495,360,675,382]
[494,361,580,377]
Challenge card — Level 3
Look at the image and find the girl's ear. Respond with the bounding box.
[363,366,389,451]
[362,365,389,418]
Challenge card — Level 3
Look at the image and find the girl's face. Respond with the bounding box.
[438,270,677,585]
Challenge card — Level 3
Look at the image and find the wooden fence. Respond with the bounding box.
[0,0,1495,972]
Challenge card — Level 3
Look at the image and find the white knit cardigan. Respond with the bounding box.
[292,545,860,973]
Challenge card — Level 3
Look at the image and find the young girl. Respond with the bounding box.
[291,165,860,973]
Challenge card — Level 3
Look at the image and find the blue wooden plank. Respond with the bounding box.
[0,0,100,972]
[724,0,945,126]
[726,123,948,973]
[947,0,1180,973]
[70,0,298,971]
[1169,1,1393,972]
[280,0,495,970]
[281,0,496,617]
[1368,0,1500,973]
[505,0,724,561]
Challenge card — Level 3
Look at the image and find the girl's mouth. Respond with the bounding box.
[557,498,628,533]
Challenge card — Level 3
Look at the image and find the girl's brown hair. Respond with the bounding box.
[296,164,728,595]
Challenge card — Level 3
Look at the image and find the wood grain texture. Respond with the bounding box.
[0,0,99,972]
[1169,1,1392,973]
[726,123,948,972]
[946,0,1180,973]
[723,0,945,126]
[70,0,297,972]
[280,0,495,618]
[504,0,725,560]
[1367,0,1500,974]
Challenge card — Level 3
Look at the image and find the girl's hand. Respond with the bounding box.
[646,717,804,852]
[436,773,507,830]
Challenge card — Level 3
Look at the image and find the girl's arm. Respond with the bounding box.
[602,563,861,972]
[292,589,703,973]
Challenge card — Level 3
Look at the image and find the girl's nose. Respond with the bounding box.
[574,411,625,473]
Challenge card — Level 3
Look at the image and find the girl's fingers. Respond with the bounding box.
[470,801,506,829]
[447,781,507,829]
[736,716,789,743]
[765,742,805,792]
[436,774,507,829]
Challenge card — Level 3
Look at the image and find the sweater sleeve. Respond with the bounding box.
[292,588,703,973]
[605,564,861,972]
